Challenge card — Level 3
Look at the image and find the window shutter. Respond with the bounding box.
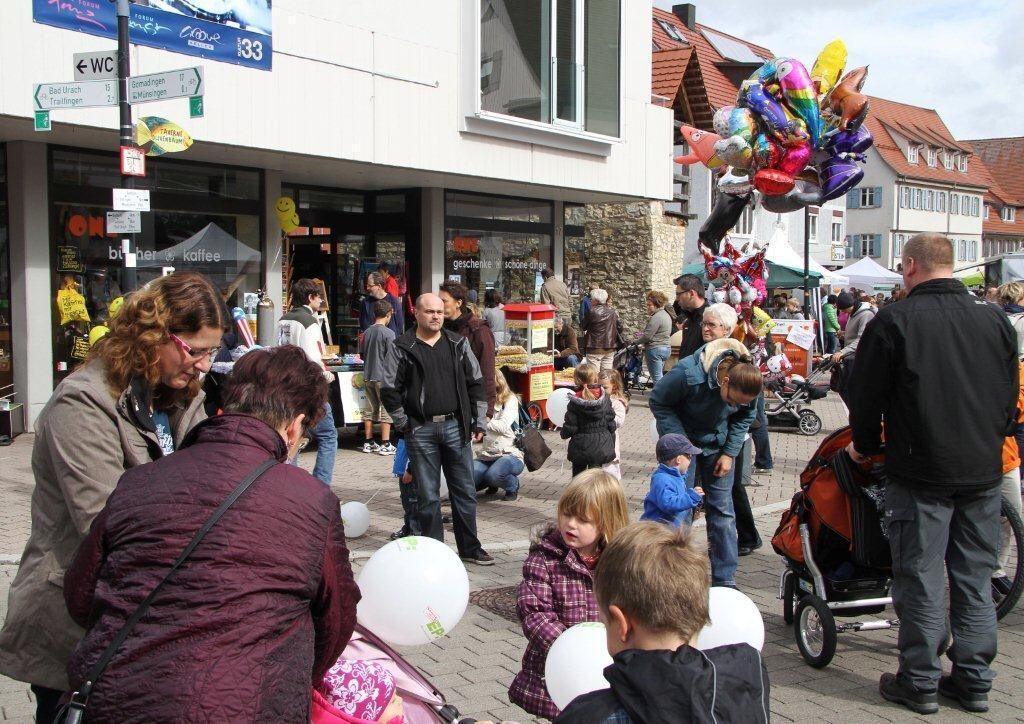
[848,234,858,256]
[869,235,881,257]
[847,189,860,209]
[873,187,883,208]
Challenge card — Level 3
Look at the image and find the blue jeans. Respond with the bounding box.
[824,331,839,354]
[555,354,579,371]
[296,402,337,485]
[751,393,773,469]
[694,452,738,586]
[645,345,671,384]
[473,456,524,493]
[406,419,483,557]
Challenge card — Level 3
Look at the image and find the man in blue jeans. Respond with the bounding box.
[381,293,494,566]
[278,278,337,485]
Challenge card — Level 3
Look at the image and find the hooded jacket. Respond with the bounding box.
[63,414,359,723]
[649,339,757,458]
[849,278,1018,489]
[554,644,770,724]
[560,388,618,467]
[444,307,497,416]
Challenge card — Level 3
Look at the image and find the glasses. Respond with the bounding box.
[170,333,220,362]
[701,320,721,328]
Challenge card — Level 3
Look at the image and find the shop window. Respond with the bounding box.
[0,146,11,395]
[447,191,552,223]
[374,193,406,214]
[479,0,622,137]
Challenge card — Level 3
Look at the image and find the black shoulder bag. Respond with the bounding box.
[57,457,279,724]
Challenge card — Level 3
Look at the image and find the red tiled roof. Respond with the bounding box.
[652,7,773,129]
[863,96,989,189]
[964,137,1024,206]
[966,142,1024,237]
[652,47,693,103]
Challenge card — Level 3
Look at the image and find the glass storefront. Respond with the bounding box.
[50,148,263,381]
[444,191,553,303]
[0,146,12,394]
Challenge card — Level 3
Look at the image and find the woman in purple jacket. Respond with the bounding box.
[63,346,360,723]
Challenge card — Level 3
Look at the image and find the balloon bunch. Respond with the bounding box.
[699,239,768,313]
[676,39,872,252]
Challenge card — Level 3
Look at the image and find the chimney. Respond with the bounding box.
[673,3,696,30]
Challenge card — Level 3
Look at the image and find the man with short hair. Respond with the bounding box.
[553,315,580,370]
[359,272,403,335]
[847,233,1018,715]
[277,278,337,485]
[381,294,494,565]
[438,281,496,416]
[673,274,708,359]
[539,267,572,321]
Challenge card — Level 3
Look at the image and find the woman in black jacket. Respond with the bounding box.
[561,363,618,476]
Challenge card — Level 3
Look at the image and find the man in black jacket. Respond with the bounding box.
[847,233,1018,715]
[381,293,494,565]
[673,273,708,359]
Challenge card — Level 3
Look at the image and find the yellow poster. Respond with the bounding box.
[529,370,553,401]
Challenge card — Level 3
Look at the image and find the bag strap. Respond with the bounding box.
[66,456,279,714]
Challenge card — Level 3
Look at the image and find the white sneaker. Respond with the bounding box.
[378,442,397,456]
[362,441,380,454]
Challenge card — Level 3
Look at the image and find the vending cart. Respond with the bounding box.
[495,303,557,422]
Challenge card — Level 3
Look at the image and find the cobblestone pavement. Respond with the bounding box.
[1,394,1022,722]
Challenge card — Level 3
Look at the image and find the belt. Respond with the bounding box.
[429,413,456,422]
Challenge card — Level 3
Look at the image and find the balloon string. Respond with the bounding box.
[364,485,386,506]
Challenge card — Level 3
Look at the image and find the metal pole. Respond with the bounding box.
[116,0,137,290]
[803,205,811,318]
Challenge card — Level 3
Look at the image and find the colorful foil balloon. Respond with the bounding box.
[675,125,725,169]
[698,194,752,252]
[811,40,848,97]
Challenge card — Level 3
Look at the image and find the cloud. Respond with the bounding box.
[652,0,1024,139]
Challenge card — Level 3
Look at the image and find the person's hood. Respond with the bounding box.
[698,338,749,375]
[603,644,768,724]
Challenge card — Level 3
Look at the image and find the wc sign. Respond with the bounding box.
[73,51,118,81]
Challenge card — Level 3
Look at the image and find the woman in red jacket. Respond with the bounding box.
[63,346,360,723]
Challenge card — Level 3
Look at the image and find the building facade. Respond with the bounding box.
[0,0,672,426]
[965,137,1024,260]
[845,97,988,271]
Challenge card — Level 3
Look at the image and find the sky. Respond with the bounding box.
[651,0,1024,140]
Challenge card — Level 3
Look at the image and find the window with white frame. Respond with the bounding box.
[900,186,911,208]
[479,0,622,136]
[735,202,754,235]
[912,188,922,209]
[808,213,818,241]
[1003,207,1017,223]
[943,152,953,170]
[937,191,946,212]
[925,189,934,211]
[927,148,937,167]
[831,220,843,243]
[970,239,977,260]
[951,193,960,215]
[860,186,878,207]
[971,196,980,216]
[893,232,905,258]
[958,154,968,172]
[907,145,919,163]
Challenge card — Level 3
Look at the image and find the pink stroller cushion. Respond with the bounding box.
[317,659,396,722]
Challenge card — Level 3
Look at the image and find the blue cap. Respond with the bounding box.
[656,433,702,462]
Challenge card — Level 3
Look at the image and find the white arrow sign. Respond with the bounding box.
[33,80,117,110]
[74,50,118,81]
[128,67,203,104]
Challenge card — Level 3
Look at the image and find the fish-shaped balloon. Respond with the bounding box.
[674,125,725,169]
[811,40,848,98]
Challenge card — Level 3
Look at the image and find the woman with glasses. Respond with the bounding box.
[0,272,226,724]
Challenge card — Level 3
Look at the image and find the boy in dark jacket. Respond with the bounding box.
[555,522,770,724]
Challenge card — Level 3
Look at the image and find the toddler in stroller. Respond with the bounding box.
[761,351,835,436]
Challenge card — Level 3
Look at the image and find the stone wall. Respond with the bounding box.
[566,201,687,335]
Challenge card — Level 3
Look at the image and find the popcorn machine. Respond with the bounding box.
[494,303,557,421]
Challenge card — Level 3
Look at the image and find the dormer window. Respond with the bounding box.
[943,151,953,170]
[957,154,968,172]
[927,148,937,167]
[907,146,919,163]
[1003,207,1017,223]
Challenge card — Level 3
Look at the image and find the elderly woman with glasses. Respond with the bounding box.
[0,272,226,724]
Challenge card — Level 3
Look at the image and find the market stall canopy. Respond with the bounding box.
[680,258,823,289]
[137,223,261,281]
[841,256,903,289]
[763,222,849,287]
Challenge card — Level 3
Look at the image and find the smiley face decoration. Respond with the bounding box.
[275,196,300,233]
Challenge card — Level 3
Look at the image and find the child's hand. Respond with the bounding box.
[401,472,413,484]
[694,486,704,496]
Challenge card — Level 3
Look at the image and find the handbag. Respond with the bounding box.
[514,403,552,472]
[56,457,279,724]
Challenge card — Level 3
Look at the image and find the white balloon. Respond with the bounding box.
[650,417,660,443]
[356,536,470,647]
[339,501,370,538]
[545,622,613,710]
[545,388,574,427]
[696,587,765,651]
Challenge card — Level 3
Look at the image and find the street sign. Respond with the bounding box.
[33,80,117,110]
[120,146,146,177]
[112,188,150,212]
[189,95,204,118]
[34,110,51,132]
[106,211,142,234]
[73,50,118,81]
[128,67,203,105]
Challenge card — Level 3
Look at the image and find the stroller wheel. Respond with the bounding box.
[798,410,823,436]
[795,595,837,668]
[782,573,797,626]
[995,495,1024,620]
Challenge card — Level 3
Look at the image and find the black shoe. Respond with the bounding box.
[938,675,989,713]
[879,673,938,715]
[738,540,763,556]
[442,514,452,525]
[991,575,1012,598]
[504,490,519,501]
[389,527,411,541]
[484,486,499,495]
[460,550,495,566]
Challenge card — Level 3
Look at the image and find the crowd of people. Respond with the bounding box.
[0,229,1019,722]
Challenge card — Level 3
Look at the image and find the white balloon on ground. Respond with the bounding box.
[696,587,765,651]
[339,501,370,538]
[356,536,470,647]
[545,387,574,427]
[545,622,613,710]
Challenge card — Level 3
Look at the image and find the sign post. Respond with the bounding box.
[73,50,118,81]
[128,67,203,104]
[116,0,137,290]
[33,80,118,110]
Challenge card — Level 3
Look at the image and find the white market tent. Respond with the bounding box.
[841,256,903,289]
[763,222,849,287]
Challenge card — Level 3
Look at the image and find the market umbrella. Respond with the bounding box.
[137,222,261,282]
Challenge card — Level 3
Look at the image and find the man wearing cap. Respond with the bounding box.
[640,433,705,528]
[831,290,875,406]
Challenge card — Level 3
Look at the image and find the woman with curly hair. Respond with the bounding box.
[0,272,226,723]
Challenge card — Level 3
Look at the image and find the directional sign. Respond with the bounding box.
[128,67,203,105]
[73,50,118,81]
[33,80,117,110]
[106,211,142,234]
[34,110,51,132]
[112,189,150,212]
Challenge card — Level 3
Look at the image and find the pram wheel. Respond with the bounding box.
[798,410,822,436]
[795,595,837,668]
[995,495,1024,620]
[783,573,797,625]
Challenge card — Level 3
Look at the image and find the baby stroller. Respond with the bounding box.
[763,357,836,436]
[613,343,653,396]
[772,427,1024,669]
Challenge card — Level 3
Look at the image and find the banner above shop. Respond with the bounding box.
[32,0,272,72]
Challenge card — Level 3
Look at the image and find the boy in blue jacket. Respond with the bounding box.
[641,433,704,528]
